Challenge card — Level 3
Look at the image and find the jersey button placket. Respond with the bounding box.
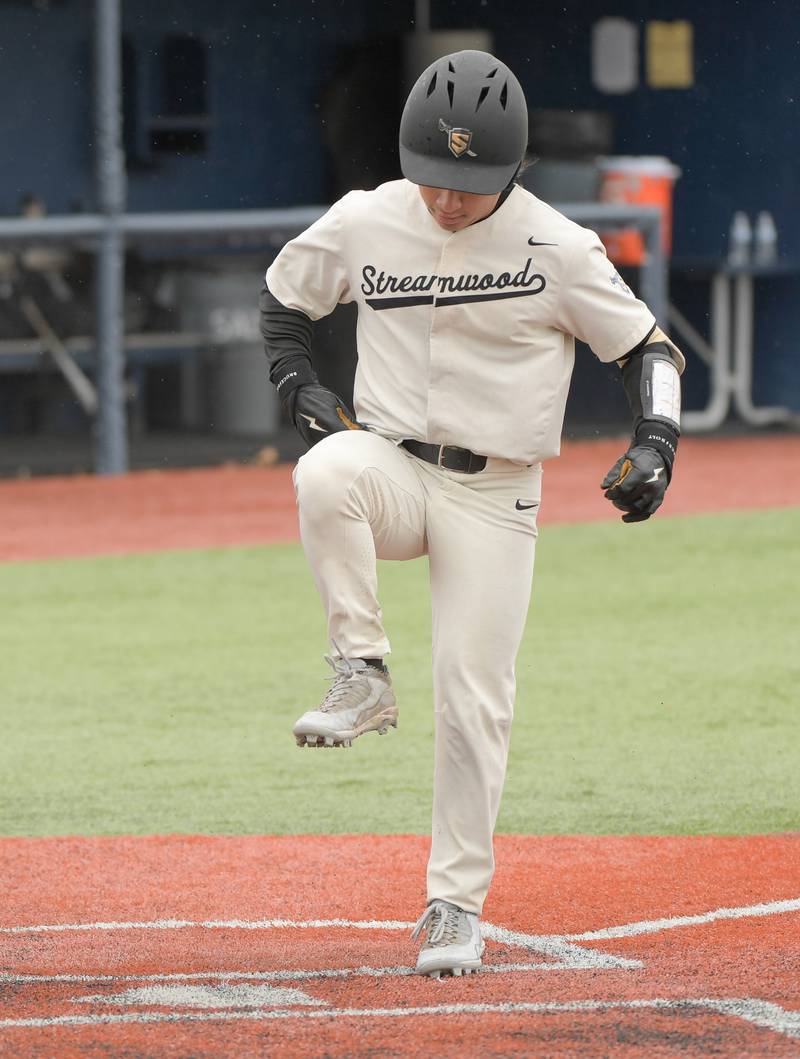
[426,236,463,453]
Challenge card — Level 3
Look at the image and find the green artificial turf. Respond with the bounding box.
[1,507,798,837]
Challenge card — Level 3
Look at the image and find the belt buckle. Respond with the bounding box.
[438,445,467,471]
[438,445,462,469]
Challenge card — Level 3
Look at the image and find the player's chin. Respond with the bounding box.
[433,214,468,230]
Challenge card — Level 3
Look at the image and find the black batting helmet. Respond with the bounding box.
[399,50,528,195]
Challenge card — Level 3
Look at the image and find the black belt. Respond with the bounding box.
[401,439,487,474]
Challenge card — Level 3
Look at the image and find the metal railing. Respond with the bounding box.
[0,202,666,474]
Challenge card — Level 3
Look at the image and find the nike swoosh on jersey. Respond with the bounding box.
[528,238,559,246]
[515,500,539,510]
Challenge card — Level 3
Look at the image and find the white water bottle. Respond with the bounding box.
[728,211,751,266]
[754,211,778,265]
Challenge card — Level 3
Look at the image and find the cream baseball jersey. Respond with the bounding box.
[266,178,665,465]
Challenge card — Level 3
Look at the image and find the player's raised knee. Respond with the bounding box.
[293,430,376,505]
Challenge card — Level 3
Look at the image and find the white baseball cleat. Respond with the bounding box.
[293,655,397,748]
[411,900,484,978]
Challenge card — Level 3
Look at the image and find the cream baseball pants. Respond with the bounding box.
[293,430,541,915]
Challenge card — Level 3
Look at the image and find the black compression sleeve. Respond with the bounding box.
[259,283,318,399]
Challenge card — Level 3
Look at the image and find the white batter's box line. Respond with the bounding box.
[4,895,797,942]
[0,916,636,971]
[479,923,637,969]
[0,917,415,934]
[1,997,799,1040]
[561,896,800,941]
[3,893,796,974]
[0,961,618,987]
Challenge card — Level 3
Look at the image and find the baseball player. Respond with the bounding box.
[260,50,684,978]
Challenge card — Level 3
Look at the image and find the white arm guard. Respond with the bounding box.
[646,354,681,430]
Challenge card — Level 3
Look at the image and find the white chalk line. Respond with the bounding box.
[2,899,798,1038]
[1,997,799,1036]
[0,962,605,986]
[563,896,800,941]
[0,916,636,970]
[0,917,414,935]
[5,895,798,946]
[479,923,638,968]
[72,983,328,1009]
[6,896,799,972]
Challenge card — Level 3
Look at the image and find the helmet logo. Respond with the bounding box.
[438,118,477,158]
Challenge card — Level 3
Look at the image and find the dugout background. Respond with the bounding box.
[0,0,796,473]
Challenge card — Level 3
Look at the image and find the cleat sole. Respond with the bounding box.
[423,965,478,979]
[293,697,399,749]
[294,716,397,748]
[294,733,358,749]
[417,958,483,978]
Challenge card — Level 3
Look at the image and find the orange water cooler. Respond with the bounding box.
[597,156,681,266]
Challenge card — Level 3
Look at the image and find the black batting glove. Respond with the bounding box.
[601,447,668,523]
[289,383,363,449]
[601,419,678,523]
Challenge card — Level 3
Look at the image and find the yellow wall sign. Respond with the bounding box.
[647,21,694,88]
